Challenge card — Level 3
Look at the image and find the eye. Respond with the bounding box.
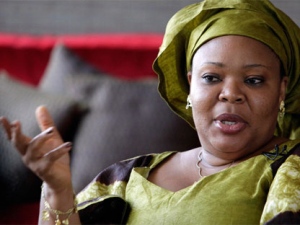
[245,77,264,85]
[202,74,221,83]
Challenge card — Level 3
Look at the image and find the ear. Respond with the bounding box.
[279,76,288,103]
[187,71,192,85]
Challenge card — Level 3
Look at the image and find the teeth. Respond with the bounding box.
[222,121,236,125]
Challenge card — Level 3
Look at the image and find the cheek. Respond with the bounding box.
[190,81,214,107]
[251,95,279,119]
[189,82,217,126]
[190,90,214,113]
[247,96,280,137]
[190,91,214,127]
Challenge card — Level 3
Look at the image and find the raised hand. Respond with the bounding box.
[0,105,73,192]
[1,106,82,224]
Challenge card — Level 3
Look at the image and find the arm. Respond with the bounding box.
[1,106,81,225]
[39,183,80,225]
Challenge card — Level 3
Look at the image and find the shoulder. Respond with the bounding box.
[268,139,300,176]
[93,151,176,185]
[261,139,300,224]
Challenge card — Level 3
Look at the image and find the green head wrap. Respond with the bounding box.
[153,0,300,140]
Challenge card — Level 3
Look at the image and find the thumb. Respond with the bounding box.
[35,106,60,137]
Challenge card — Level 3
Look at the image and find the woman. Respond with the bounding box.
[1,0,300,224]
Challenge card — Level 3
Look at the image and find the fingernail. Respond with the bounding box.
[45,127,54,134]
[65,142,72,148]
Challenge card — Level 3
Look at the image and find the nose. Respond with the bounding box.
[218,80,245,103]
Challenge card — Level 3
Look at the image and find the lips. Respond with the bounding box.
[214,113,247,134]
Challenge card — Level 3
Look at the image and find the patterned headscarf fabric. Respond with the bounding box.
[153,0,300,140]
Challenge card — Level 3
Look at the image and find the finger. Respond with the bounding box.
[24,142,72,182]
[11,121,32,144]
[35,106,56,131]
[29,127,54,145]
[35,106,62,140]
[43,142,72,160]
[25,127,55,159]
[11,121,31,155]
[0,117,12,140]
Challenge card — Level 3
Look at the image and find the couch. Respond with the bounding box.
[0,33,200,224]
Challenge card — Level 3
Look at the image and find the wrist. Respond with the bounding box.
[43,181,73,195]
[41,183,77,224]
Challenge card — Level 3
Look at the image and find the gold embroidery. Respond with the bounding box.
[261,155,300,224]
[77,181,127,210]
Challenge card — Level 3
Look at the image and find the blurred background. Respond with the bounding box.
[0,1,299,224]
[0,0,299,34]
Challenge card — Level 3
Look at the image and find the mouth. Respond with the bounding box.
[215,113,247,123]
[221,121,237,125]
[214,114,247,134]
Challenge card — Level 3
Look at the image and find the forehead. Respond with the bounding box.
[193,35,280,66]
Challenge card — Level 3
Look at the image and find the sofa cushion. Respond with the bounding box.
[39,42,102,95]
[38,43,200,193]
[0,73,84,205]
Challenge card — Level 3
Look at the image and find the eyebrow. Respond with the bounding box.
[200,62,270,69]
[200,62,224,67]
[243,64,270,69]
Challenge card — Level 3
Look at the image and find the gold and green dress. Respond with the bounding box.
[77,139,300,224]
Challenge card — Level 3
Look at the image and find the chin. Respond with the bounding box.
[206,136,252,154]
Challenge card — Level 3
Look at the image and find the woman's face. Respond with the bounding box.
[188,35,288,159]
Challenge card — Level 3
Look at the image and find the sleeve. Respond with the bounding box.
[260,146,300,224]
[75,154,154,224]
[78,196,131,225]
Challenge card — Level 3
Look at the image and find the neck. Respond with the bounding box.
[198,136,289,168]
[199,149,234,168]
[196,148,234,179]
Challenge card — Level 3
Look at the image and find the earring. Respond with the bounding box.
[279,100,285,118]
[186,95,192,109]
